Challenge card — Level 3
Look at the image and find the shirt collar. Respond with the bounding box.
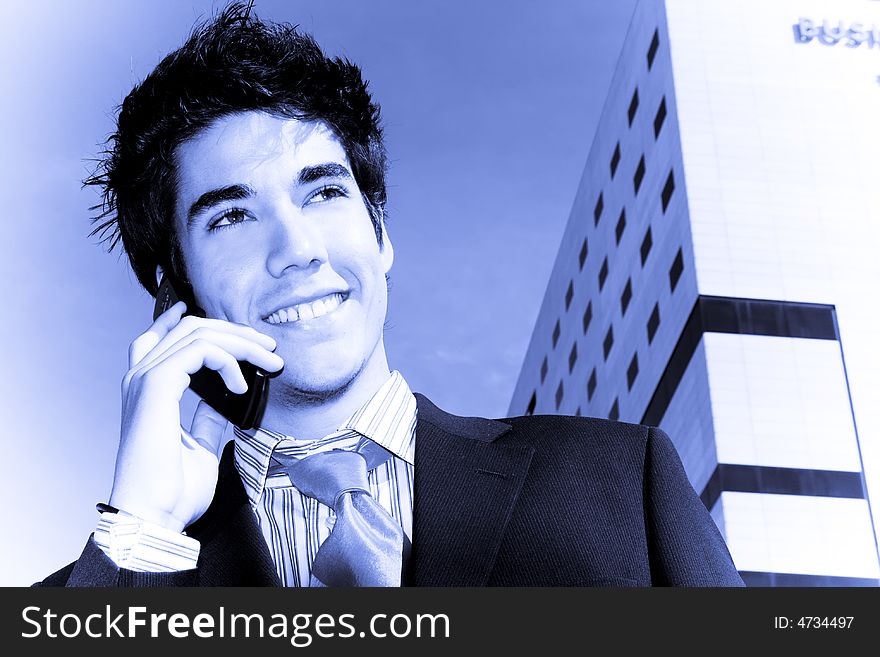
[233,370,417,508]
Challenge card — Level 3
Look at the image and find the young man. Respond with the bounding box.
[38,5,742,587]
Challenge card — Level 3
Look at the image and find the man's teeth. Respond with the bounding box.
[266,293,345,325]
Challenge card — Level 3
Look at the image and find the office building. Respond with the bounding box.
[510,0,880,585]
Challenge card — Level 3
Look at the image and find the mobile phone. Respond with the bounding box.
[153,274,270,429]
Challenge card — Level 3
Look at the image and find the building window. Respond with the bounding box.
[578,238,588,271]
[633,156,646,195]
[654,97,667,139]
[555,380,564,410]
[568,342,578,373]
[661,169,675,213]
[647,303,661,344]
[620,278,633,316]
[627,353,639,390]
[587,368,597,401]
[647,28,660,70]
[598,257,609,291]
[628,88,639,126]
[603,325,614,360]
[552,319,561,348]
[582,301,593,334]
[594,192,604,226]
[540,356,548,384]
[610,142,621,179]
[526,392,537,415]
[565,280,574,311]
[669,248,684,292]
[640,226,653,266]
[615,208,627,245]
[609,398,620,421]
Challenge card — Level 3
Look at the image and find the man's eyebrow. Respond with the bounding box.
[298,162,353,184]
[185,164,350,227]
[187,184,254,227]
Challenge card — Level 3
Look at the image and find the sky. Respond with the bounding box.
[0,0,637,584]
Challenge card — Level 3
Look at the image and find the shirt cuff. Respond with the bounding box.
[93,512,200,572]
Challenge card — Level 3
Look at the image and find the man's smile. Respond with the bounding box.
[264,291,348,325]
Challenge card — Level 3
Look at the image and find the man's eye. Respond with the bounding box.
[208,208,251,231]
[305,185,347,205]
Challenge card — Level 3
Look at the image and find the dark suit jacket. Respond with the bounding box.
[38,394,743,587]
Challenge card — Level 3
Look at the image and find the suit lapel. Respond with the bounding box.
[185,442,280,586]
[411,394,534,586]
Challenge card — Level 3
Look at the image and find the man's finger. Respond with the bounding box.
[129,300,187,367]
[133,329,284,379]
[160,317,277,355]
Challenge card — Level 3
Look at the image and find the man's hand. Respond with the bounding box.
[108,301,284,533]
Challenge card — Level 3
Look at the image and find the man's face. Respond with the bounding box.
[173,112,393,399]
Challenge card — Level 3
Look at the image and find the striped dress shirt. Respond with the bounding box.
[233,370,416,587]
[94,370,416,583]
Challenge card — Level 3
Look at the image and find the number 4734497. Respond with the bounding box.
[774,617,854,629]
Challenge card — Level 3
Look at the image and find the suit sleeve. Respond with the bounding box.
[34,535,199,587]
[643,427,744,586]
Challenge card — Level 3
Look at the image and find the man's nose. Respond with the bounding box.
[265,204,329,277]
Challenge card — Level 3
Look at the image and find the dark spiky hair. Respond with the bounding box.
[86,2,387,295]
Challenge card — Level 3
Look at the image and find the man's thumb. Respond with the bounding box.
[189,400,228,457]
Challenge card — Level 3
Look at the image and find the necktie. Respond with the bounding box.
[269,442,404,587]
